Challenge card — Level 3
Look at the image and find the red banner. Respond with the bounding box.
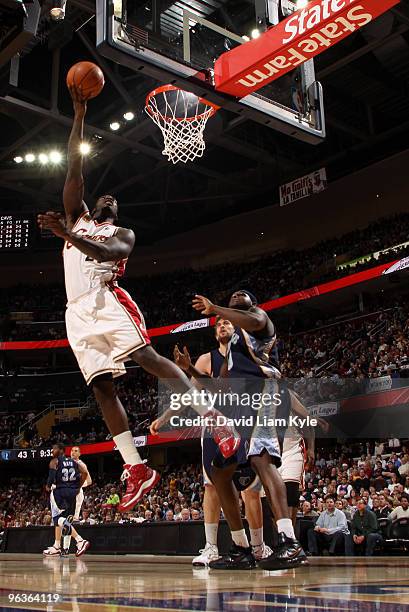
[214,0,400,97]
[0,259,397,351]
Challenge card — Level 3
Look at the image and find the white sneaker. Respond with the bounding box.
[43,545,61,557]
[252,543,273,560]
[192,543,219,567]
[75,539,90,557]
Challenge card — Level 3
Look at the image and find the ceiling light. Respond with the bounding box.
[49,150,62,164]
[38,153,49,164]
[123,111,135,121]
[14,156,23,164]
[25,153,35,163]
[79,142,91,155]
[242,35,250,42]
[110,121,120,131]
[251,29,260,39]
[296,0,309,7]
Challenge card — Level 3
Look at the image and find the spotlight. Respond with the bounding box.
[123,112,135,121]
[242,35,250,42]
[251,29,260,39]
[79,142,91,155]
[50,0,67,21]
[110,122,121,131]
[25,153,36,163]
[14,156,23,164]
[39,153,49,165]
[49,150,62,164]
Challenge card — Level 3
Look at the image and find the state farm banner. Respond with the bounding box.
[382,256,409,275]
[214,0,400,97]
[170,318,210,334]
[280,168,327,206]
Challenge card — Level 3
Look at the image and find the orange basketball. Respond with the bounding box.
[66,61,105,100]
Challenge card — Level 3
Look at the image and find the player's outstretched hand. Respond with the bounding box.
[68,85,87,116]
[150,418,162,436]
[37,211,69,240]
[192,294,215,316]
[173,345,191,371]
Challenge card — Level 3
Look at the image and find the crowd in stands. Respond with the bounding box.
[1,212,409,341]
[1,441,409,557]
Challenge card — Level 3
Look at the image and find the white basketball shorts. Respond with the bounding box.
[66,285,150,385]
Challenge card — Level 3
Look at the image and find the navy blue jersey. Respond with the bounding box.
[55,455,80,490]
[221,326,280,379]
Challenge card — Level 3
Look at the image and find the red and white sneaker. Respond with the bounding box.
[119,463,160,512]
[75,539,90,557]
[207,410,241,459]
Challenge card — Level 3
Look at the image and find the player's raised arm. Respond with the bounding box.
[63,86,89,227]
[192,295,269,333]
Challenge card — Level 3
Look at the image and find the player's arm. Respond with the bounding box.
[77,460,88,489]
[36,215,135,263]
[46,457,58,492]
[63,87,89,227]
[192,295,270,333]
[289,391,315,466]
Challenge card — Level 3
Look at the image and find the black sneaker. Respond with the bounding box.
[61,548,70,557]
[258,532,307,570]
[209,544,256,570]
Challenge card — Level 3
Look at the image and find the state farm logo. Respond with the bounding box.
[238,3,371,89]
[214,0,399,97]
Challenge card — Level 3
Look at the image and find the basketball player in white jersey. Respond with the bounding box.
[62,446,92,555]
[37,85,238,513]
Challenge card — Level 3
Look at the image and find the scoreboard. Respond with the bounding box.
[0,214,31,250]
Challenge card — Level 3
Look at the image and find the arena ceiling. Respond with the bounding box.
[1,0,409,244]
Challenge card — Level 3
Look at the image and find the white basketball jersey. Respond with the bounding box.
[63,212,127,302]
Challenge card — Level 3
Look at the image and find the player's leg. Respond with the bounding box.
[192,484,221,566]
[208,463,255,569]
[285,481,301,527]
[92,374,160,512]
[240,488,272,560]
[63,488,84,554]
[44,491,64,556]
[250,452,306,569]
[130,345,240,458]
[69,525,90,557]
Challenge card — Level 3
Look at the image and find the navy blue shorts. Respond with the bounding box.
[50,488,77,525]
[202,437,261,492]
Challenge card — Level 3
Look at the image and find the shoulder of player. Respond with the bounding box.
[195,352,212,374]
[114,226,135,242]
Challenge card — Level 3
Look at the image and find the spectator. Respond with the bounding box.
[307,496,349,556]
[165,509,175,521]
[298,500,319,518]
[374,494,390,519]
[350,498,382,556]
[388,495,409,522]
[102,488,120,509]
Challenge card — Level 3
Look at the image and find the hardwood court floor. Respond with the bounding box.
[1,554,409,611]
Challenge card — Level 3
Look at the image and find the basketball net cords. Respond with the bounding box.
[146,89,214,165]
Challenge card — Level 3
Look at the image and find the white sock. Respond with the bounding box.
[205,523,218,547]
[53,540,60,548]
[74,534,83,543]
[276,518,295,539]
[231,529,249,549]
[63,535,71,550]
[249,527,263,548]
[113,431,142,466]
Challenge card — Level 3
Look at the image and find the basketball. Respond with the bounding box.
[66,61,105,100]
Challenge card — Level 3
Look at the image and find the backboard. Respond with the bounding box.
[96,0,325,144]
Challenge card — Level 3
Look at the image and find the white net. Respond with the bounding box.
[145,86,218,165]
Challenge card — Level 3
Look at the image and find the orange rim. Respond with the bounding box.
[145,84,220,123]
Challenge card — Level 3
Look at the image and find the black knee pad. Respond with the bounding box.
[285,481,300,508]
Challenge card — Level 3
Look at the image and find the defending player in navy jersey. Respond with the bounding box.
[191,290,308,570]
[43,443,90,557]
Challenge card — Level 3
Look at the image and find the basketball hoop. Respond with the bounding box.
[145,85,219,165]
